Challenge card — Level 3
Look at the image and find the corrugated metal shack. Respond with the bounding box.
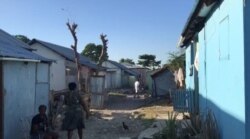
[151,67,176,97]
[102,60,139,90]
[29,39,104,92]
[0,29,51,139]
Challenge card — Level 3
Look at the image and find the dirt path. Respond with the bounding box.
[58,94,173,139]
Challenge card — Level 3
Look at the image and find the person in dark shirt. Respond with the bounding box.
[62,82,90,139]
[30,105,58,139]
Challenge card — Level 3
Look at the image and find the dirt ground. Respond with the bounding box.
[58,93,173,139]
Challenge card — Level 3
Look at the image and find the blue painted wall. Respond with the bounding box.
[186,0,246,138]
[244,1,250,139]
[198,29,207,111]
[185,44,195,90]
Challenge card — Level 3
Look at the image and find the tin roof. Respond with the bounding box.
[0,29,51,62]
[151,67,170,78]
[29,39,105,70]
[107,60,139,76]
[178,0,221,48]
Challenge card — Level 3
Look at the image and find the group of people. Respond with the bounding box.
[30,80,141,139]
[30,82,90,139]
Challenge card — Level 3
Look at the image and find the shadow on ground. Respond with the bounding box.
[59,93,172,139]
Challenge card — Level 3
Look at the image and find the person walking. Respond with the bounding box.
[62,82,90,139]
[134,79,140,98]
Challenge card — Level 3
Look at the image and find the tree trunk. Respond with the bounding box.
[66,22,83,93]
[98,34,108,66]
[66,22,91,120]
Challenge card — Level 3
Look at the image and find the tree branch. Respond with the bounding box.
[66,22,83,92]
[98,33,108,66]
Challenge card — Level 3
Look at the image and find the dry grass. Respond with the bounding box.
[136,99,173,120]
[108,92,127,97]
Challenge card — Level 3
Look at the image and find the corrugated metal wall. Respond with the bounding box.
[3,61,36,139]
[153,71,176,97]
[31,43,66,91]
[2,61,50,139]
[90,76,105,108]
[102,61,122,89]
[35,63,50,112]
[121,71,130,88]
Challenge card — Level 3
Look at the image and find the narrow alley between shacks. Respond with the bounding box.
[55,90,173,139]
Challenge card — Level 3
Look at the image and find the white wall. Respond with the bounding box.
[30,43,67,91]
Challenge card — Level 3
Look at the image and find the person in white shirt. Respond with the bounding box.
[134,80,140,98]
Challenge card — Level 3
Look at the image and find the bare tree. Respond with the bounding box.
[66,22,83,92]
[66,22,90,119]
[98,34,108,66]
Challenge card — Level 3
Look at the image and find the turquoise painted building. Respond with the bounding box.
[178,0,249,139]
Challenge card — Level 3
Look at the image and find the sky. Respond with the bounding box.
[0,0,195,64]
